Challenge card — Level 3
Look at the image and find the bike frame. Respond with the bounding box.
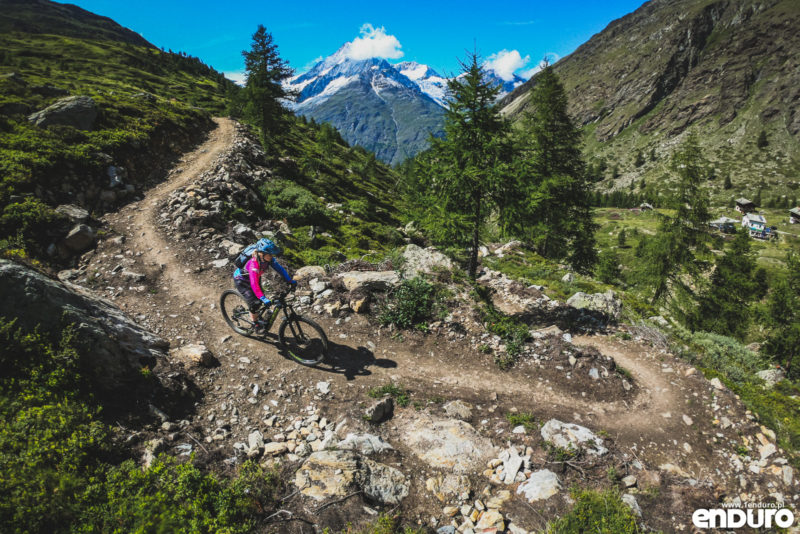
[257,292,297,333]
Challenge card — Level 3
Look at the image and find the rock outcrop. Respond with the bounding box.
[0,260,168,388]
[28,95,97,130]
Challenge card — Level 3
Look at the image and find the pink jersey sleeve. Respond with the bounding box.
[246,258,265,299]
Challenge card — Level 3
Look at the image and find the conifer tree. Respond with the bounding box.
[639,133,711,310]
[242,25,294,147]
[508,65,596,272]
[415,53,512,278]
[690,228,757,338]
[764,253,800,377]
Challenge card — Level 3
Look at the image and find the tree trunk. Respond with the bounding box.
[468,190,481,279]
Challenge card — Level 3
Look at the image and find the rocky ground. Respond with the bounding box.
[55,118,797,533]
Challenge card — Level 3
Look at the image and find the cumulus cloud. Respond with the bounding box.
[484,49,530,81]
[520,54,560,78]
[342,24,404,60]
[224,71,247,86]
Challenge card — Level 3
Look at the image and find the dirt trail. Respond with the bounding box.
[103,118,728,465]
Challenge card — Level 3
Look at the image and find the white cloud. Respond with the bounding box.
[224,71,247,86]
[342,24,404,61]
[520,54,560,78]
[484,49,530,81]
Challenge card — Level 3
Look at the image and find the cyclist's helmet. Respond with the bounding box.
[255,238,281,256]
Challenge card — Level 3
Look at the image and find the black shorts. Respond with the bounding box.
[234,277,261,312]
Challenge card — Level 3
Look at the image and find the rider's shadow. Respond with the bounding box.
[309,342,396,380]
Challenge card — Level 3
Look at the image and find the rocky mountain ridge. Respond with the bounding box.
[286,51,527,165]
[501,0,800,201]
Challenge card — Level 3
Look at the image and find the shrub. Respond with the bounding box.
[260,179,327,227]
[379,277,444,330]
[506,411,537,431]
[0,317,281,533]
[545,488,642,533]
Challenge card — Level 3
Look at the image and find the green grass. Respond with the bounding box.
[367,383,411,407]
[545,488,642,533]
[506,411,537,431]
[0,30,234,258]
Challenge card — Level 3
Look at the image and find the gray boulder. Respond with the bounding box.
[28,95,97,130]
[756,368,785,389]
[566,289,622,319]
[401,244,453,277]
[334,270,400,292]
[55,204,89,224]
[397,413,495,473]
[294,450,408,505]
[61,224,96,253]
[365,397,394,423]
[540,419,608,456]
[0,260,169,389]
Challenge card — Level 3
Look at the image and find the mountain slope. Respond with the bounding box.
[0,0,151,47]
[287,53,446,166]
[501,0,800,203]
[0,0,235,261]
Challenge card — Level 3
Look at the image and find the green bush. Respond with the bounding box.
[0,317,280,533]
[261,179,327,227]
[545,488,642,533]
[379,277,444,330]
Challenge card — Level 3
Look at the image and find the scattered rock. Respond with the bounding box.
[294,450,408,505]
[365,397,394,423]
[425,474,471,502]
[401,244,453,277]
[517,470,561,502]
[170,344,214,367]
[756,368,785,389]
[622,494,642,517]
[566,290,622,319]
[709,377,725,390]
[62,223,96,253]
[398,414,495,473]
[443,400,473,420]
[294,265,327,281]
[334,270,400,292]
[337,433,393,455]
[55,204,89,223]
[540,419,608,456]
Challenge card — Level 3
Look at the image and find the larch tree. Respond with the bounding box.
[242,25,294,147]
[507,64,597,273]
[417,52,512,279]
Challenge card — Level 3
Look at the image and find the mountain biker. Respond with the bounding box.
[233,238,297,332]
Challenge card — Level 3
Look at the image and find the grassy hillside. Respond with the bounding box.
[501,0,800,204]
[261,117,405,267]
[0,1,236,260]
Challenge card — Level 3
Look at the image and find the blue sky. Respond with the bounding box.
[59,0,646,82]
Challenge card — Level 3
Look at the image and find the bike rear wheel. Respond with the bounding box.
[278,316,328,366]
[220,289,255,335]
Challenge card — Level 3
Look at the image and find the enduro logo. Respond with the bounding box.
[692,507,795,529]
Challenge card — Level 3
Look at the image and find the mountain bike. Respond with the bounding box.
[219,287,328,366]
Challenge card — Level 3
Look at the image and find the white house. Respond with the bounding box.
[742,213,769,239]
[790,207,800,224]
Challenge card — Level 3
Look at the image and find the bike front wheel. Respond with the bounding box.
[278,316,328,366]
[220,289,255,336]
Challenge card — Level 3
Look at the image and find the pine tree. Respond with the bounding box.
[508,65,597,272]
[763,253,800,377]
[690,228,757,338]
[756,129,768,149]
[617,228,627,247]
[241,25,294,147]
[634,149,645,167]
[639,133,711,310]
[596,248,621,284]
[723,175,733,190]
[414,53,512,279]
